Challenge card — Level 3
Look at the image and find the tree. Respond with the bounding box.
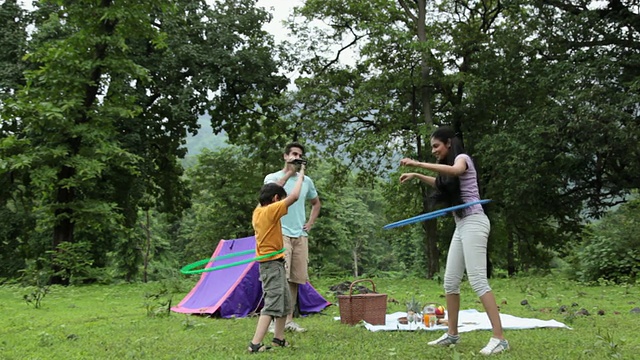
[0,0,26,102]
[0,0,287,282]
[284,0,505,277]
[103,0,288,279]
[532,0,640,202]
[176,145,282,263]
[293,0,640,276]
[0,0,31,280]
[470,0,640,273]
[309,162,396,277]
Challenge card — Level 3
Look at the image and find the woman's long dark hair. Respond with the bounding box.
[430,126,466,216]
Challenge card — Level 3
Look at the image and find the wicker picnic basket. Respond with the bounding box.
[337,279,387,325]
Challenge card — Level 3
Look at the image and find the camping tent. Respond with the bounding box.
[172,236,331,318]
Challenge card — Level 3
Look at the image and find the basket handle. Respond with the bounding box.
[348,279,376,296]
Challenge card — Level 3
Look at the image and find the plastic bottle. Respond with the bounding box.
[423,304,436,327]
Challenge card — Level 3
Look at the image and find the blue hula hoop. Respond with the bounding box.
[383,199,492,230]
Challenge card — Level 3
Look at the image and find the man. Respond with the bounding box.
[264,142,321,333]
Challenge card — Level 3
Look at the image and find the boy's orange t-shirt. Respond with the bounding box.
[252,200,287,262]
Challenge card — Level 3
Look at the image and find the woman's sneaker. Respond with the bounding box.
[428,333,460,346]
[479,337,509,355]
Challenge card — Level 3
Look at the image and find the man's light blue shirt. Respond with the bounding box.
[264,170,318,237]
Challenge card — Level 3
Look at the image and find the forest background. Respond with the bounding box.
[0,0,639,288]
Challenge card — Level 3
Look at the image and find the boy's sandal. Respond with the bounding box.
[272,338,290,347]
[248,342,271,353]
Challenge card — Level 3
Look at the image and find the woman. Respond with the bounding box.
[399,126,509,355]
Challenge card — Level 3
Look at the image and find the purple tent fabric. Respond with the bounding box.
[171,236,331,317]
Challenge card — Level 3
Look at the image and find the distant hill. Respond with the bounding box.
[185,115,228,156]
[181,115,229,168]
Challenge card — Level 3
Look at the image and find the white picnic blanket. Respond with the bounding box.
[335,309,572,332]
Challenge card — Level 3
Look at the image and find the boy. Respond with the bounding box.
[248,162,306,353]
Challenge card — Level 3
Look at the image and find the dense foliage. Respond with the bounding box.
[0,0,638,284]
[0,0,285,283]
[285,0,640,278]
[568,197,640,283]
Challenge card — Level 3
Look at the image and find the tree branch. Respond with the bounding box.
[319,25,365,74]
[398,0,418,23]
[564,38,640,50]
[539,0,585,15]
[481,0,502,33]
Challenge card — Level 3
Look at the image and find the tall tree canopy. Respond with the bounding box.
[284,0,639,276]
[0,0,31,279]
[285,0,505,277]
[0,0,286,283]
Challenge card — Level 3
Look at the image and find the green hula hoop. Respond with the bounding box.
[180,248,285,275]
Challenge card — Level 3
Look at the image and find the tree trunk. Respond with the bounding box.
[416,0,434,132]
[51,165,76,285]
[416,0,439,278]
[506,220,516,276]
[352,248,359,278]
[420,184,439,278]
[143,209,151,283]
[398,0,439,278]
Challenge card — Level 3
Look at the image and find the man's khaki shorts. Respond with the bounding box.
[283,235,309,284]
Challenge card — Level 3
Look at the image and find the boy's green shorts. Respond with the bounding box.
[259,259,292,317]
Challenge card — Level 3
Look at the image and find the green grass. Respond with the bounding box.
[1,274,639,359]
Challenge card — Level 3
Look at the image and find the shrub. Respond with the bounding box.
[569,198,640,283]
[48,241,94,284]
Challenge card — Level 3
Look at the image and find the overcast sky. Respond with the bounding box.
[256,0,301,44]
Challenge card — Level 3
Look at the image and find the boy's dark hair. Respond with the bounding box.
[430,126,466,216]
[259,183,287,206]
[284,142,305,156]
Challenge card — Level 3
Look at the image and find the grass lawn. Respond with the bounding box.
[0,274,638,359]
